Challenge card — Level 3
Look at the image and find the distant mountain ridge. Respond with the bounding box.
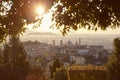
[27,32,57,36]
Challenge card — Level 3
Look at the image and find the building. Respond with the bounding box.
[70,55,86,65]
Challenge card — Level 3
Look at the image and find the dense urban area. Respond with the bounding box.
[23,38,112,79]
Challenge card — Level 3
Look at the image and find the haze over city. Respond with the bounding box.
[20,26,120,50]
[1,0,120,80]
[20,10,120,50]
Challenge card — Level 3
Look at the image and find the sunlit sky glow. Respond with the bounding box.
[36,6,44,15]
[25,6,120,35]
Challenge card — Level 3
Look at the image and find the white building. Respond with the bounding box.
[77,48,89,55]
[70,55,86,65]
[75,56,86,65]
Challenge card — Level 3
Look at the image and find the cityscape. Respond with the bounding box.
[23,38,111,78]
[0,0,120,80]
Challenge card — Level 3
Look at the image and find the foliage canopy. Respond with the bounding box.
[0,0,54,42]
[0,0,120,41]
[106,38,120,80]
[52,0,120,35]
[49,58,63,78]
[54,67,68,80]
[0,35,30,80]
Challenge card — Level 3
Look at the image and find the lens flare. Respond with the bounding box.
[36,6,44,15]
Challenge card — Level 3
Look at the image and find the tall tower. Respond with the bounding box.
[79,38,81,45]
[53,40,55,46]
[60,40,63,45]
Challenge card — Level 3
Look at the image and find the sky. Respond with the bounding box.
[25,9,120,35]
[21,27,120,50]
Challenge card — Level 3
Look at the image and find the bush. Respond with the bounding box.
[54,67,68,80]
[69,66,108,80]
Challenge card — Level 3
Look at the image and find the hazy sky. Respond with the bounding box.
[25,10,120,35]
[21,28,120,50]
[25,26,120,35]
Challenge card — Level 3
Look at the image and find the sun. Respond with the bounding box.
[25,6,59,33]
[36,6,45,16]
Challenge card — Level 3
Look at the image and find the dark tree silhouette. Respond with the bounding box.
[2,35,30,80]
[52,0,120,35]
[0,0,54,42]
[106,38,120,80]
[49,58,63,78]
[0,48,3,80]
[26,65,46,80]
[54,67,68,80]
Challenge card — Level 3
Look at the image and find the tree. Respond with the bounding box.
[54,67,68,80]
[52,0,120,35]
[0,0,54,42]
[26,65,46,80]
[2,35,30,80]
[0,48,4,80]
[0,48,2,64]
[49,58,63,78]
[0,0,120,40]
[106,38,120,80]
